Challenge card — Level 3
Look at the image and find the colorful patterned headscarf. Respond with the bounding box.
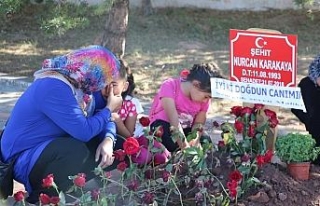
[308,54,320,85]
[33,45,120,116]
[34,45,120,93]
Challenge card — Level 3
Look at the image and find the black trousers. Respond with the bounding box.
[150,120,192,152]
[27,137,116,203]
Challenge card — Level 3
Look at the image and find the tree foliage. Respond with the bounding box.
[293,0,317,8]
[0,0,114,36]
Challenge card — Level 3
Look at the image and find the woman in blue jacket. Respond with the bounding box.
[1,45,123,203]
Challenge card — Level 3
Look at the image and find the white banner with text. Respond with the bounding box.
[211,78,306,111]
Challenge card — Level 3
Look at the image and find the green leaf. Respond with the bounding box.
[165,164,173,172]
[276,133,320,162]
[59,192,66,205]
[183,147,200,155]
[150,147,163,153]
[237,165,251,175]
[186,130,197,141]
[250,177,261,183]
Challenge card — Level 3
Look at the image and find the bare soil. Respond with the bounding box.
[240,163,320,206]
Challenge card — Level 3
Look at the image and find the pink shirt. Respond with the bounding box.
[149,78,210,128]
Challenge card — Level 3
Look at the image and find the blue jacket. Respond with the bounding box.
[1,78,116,193]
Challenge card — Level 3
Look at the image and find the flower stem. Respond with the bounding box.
[104,177,129,192]
[171,178,184,206]
[163,188,173,206]
[205,168,229,196]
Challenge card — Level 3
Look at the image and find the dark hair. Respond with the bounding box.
[118,59,128,80]
[119,59,136,99]
[186,63,224,93]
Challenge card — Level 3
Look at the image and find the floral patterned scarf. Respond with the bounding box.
[34,45,120,116]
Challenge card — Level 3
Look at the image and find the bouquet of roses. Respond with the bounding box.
[217,103,278,202]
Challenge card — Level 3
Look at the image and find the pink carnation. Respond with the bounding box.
[132,147,152,165]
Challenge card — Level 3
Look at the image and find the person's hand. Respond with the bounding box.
[111,113,121,123]
[101,85,108,100]
[180,140,190,150]
[188,131,201,148]
[106,84,122,112]
[189,138,201,148]
[95,138,114,169]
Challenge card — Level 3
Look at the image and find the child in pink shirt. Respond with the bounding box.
[149,63,224,152]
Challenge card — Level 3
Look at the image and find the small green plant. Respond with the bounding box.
[293,0,315,8]
[0,0,28,16]
[276,133,320,163]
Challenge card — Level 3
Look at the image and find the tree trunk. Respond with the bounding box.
[98,0,129,58]
[141,0,153,16]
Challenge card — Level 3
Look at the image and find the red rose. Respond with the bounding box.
[50,196,60,204]
[137,136,149,148]
[229,189,238,198]
[142,192,155,204]
[253,103,264,110]
[226,180,238,191]
[13,191,25,202]
[241,153,250,162]
[127,179,139,191]
[234,120,244,133]
[180,69,190,79]
[264,150,274,163]
[132,147,152,165]
[218,140,225,148]
[155,126,164,138]
[91,189,100,201]
[144,169,154,179]
[139,116,150,127]
[227,180,238,197]
[269,117,279,128]
[241,106,252,116]
[195,192,204,202]
[162,170,171,182]
[123,137,140,155]
[113,149,126,161]
[264,109,276,119]
[153,153,167,165]
[256,155,265,167]
[42,174,54,188]
[39,193,51,205]
[212,121,220,128]
[117,161,128,172]
[248,125,255,138]
[73,173,86,188]
[104,171,112,178]
[230,106,243,116]
[228,170,243,182]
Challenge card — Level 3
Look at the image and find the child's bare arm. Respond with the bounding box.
[189,111,207,147]
[112,113,133,138]
[192,111,207,129]
[161,97,189,149]
[124,115,137,136]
